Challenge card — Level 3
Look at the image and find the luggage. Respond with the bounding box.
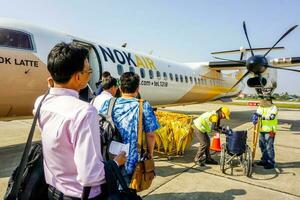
[129,99,155,192]
[4,91,49,200]
[226,130,247,155]
[98,97,122,161]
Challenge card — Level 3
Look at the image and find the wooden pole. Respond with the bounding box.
[252,117,261,159]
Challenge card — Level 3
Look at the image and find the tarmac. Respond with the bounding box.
[0,103,300,200]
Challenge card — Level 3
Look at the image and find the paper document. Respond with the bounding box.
[109,141,129,156]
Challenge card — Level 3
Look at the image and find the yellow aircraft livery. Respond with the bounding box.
[2,18,298,117]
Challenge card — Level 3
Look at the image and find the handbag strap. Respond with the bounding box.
[11,89,50,198]
[106,97,117,128]
[111,162,131,193]
[137,99,146,157]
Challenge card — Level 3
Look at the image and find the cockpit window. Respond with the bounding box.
[0,28,34,50]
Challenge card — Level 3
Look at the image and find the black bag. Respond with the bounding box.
[4,90,91,200]
[5,143,48,200]
[4,91,49,200]
[103,161,142,200]
[98,97,122,161]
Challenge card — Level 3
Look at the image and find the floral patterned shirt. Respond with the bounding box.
[99,97,159,174]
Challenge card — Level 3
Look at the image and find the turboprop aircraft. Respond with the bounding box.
[0,18,300,117]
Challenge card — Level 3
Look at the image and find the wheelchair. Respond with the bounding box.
[219,130,253,177]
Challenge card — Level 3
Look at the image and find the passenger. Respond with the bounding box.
[99,72,159,186]
[94,71,111,96]
[33,42,126,200]
[253,98,278,169]
[193,107,230,166]
[91,76,118,111]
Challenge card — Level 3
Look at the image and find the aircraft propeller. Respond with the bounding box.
[213,21,299,92]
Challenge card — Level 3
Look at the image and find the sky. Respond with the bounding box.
[1,0,300,94]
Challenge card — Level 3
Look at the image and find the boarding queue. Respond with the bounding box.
[5,42,159,200]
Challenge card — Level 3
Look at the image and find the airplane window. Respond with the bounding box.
[156,71,161,79]
[117,64,124,76]
[0,28,34,50]
[163,72,168,80]
[129,66,135,73]
[189,76,193,84]
[185,76,188,83]
[169,73,174,81]
[180,75,183,82]
[175,74,179,82]
[140,68,145,78]
[149,70,154,79]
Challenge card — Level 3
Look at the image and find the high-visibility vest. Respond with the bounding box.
[256,105,278,132]
[193,111,218,134]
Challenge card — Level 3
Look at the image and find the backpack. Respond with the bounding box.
[98,97,122,161]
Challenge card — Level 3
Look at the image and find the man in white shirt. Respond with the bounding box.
[92,77,118,111]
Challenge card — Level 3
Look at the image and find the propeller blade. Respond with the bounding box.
[264,25,298,57]
[227,70,251,93]
[267,64,300,73]
[213,56,246,65]
[240,52,244,60]
[243,21,254,56]
[211,46,284,55]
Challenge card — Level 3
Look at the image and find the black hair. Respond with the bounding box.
[47,42,89,83]
[102,77,117,90]
[120,72,140,93]
[102,71,111,79]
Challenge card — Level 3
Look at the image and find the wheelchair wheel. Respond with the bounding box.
[243,145,253,177]
[220,143,226,173]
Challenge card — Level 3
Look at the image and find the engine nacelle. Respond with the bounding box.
[247,77,267,88]
[249,68,278,96]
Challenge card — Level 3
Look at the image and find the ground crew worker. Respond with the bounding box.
[193,107,230,166]
[253,98,278,169]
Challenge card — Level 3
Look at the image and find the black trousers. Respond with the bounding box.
[193,126,211,162]
[48,185,106,200]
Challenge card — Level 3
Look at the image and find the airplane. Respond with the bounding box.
[1,18,300,118]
